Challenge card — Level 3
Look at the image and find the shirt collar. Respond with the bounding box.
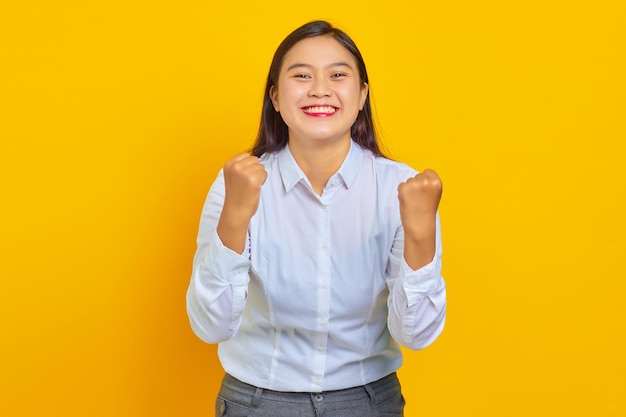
[277,140,365,193]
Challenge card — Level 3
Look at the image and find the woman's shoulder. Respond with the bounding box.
[369,152,418,179]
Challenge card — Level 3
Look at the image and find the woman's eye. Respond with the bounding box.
[332,73,346,78]
[294,74,311,79]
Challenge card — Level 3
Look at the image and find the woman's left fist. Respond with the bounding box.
[397,169,443,231]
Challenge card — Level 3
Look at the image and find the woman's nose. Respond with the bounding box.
[308,78,331,97]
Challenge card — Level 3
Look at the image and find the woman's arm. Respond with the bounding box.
[386,170,446,349]
[186,156,266,344]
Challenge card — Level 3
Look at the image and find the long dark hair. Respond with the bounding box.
[251,20,384,158]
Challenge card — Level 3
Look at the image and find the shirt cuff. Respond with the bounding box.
[400,256,441,296]
[203,230,251,285]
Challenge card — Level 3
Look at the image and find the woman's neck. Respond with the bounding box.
[288,136,351,196]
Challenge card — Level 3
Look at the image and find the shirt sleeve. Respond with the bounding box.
[186,169,251,344]
[386,212,447,350]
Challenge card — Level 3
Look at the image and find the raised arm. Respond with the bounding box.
[386,169,446,349]
[185,154,267,344]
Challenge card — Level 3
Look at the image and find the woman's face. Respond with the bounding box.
[270,35,368,147]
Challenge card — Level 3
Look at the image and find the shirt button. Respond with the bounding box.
[319,319,326,326]
[322,243,328,249]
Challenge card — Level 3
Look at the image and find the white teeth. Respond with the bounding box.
[304,106,337,114]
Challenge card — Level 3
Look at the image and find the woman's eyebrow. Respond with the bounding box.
[286,62,354,71]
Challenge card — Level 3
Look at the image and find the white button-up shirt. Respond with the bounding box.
[186,141,446,392]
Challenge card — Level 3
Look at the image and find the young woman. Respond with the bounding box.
[187,20,446,417]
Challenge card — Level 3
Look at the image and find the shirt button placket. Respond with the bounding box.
[313,198,331,393]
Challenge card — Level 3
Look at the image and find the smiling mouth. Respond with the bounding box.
[302,106,338,115]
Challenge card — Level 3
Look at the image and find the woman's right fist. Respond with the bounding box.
[221,153,268,223]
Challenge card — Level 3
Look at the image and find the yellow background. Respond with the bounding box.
[1,0,624,416]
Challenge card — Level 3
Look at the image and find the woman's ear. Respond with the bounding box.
[359,82,368,111]
[270,85,279,112]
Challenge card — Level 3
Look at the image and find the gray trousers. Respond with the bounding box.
[215,372,405,417]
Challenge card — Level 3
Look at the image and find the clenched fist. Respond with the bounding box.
[397,169,443,269]
[222,153,268,221]
[217,153,268,253]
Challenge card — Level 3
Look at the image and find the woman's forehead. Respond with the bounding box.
[282,36,357,69]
